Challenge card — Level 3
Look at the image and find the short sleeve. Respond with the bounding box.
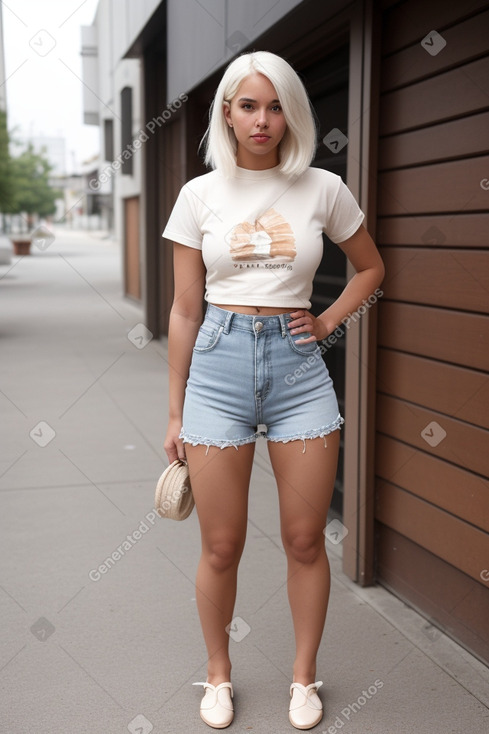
[324,178,365,243]
[162,185,203,250]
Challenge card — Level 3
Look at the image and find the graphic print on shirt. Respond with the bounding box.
[226,208,296,263]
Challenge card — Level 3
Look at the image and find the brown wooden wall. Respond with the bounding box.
[375,0,489,663]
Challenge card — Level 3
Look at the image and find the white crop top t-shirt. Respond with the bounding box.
[162,164,364,309]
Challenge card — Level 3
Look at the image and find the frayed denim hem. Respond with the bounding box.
[179,430,257,455]
[267,414,345,453]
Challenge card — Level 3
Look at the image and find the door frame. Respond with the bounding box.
[342,0,381,585]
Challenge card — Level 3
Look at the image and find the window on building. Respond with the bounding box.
[104,119,114,162]
[120,87,133,175]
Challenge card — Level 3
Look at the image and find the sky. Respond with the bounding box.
[2,0,101,174]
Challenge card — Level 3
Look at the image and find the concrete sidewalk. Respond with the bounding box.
[0,229,487,734]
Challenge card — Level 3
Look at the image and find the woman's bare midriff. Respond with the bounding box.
[212,303,301,315]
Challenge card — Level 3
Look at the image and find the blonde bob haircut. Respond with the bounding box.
[202,51,317,178]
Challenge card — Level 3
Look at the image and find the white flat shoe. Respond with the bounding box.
[193,681,234,729]
[289,681,323,730]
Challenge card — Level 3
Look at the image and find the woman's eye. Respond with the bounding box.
[242,103,253,110]
[271,105,282,112]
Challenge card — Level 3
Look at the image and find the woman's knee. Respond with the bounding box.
[283,529,325,565]
[203,536,244,572]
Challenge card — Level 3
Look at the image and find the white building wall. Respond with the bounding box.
[112,58,143,245]
[0,2,7,111]
[81,25,99,124]
[81,0,143,244]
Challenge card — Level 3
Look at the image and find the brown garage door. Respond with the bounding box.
[375,0,489,663]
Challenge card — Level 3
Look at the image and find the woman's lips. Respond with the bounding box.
[251,135,271,143]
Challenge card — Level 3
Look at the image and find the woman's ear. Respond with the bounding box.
[223,101,233,127]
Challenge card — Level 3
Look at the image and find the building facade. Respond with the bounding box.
[82,0,489,664]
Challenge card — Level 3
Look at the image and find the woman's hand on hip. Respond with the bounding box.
[287,309,329,344]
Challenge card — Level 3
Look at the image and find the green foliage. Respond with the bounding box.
[10,143,60,218]
[0,119,60,222]
[0,110,14,211]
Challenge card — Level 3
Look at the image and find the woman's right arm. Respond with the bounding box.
[163,243,206,463]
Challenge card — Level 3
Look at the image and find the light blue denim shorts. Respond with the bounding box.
[180,304,344,450]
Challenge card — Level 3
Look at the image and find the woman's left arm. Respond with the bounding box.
[290,224,385,343]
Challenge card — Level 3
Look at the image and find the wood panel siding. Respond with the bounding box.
[377,214,489,248]
[379,57,489,136]
[378,156,489,215]
[377,393,489,477]
[378,302,489,371]
[376,526,489,665]
[376,480,489,582]
[377,350,489,429]
[376,435,488,530]
[381,10,489,92]
[376,0,489,662]
[378,111,489,170]
[381,0,489,54]
[379,248,489,313]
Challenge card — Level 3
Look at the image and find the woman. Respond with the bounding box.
[163,51,384,730]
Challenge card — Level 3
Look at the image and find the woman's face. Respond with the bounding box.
[223,73,287,170]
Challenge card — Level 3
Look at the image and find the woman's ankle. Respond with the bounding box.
[206,664,232,685]
[293,665,317,686]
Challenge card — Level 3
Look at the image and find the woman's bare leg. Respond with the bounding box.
[267,431,340,685]
[186,442,255,685]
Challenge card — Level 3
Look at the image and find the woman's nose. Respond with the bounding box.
[255,110,269,127]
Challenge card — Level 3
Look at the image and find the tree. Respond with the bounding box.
[0,109,15,219]
[9,143,60,229]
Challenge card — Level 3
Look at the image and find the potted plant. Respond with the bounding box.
[10,234,32,256]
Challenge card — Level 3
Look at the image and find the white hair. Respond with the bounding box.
[202,51,317,178]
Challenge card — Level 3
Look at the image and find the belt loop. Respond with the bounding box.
[279,313,288,338]
[223,310,234,334]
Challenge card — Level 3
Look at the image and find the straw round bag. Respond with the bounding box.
[155,459,194,520]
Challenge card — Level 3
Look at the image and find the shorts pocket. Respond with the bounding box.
[286,330,321,357]
[193,323,224,352]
